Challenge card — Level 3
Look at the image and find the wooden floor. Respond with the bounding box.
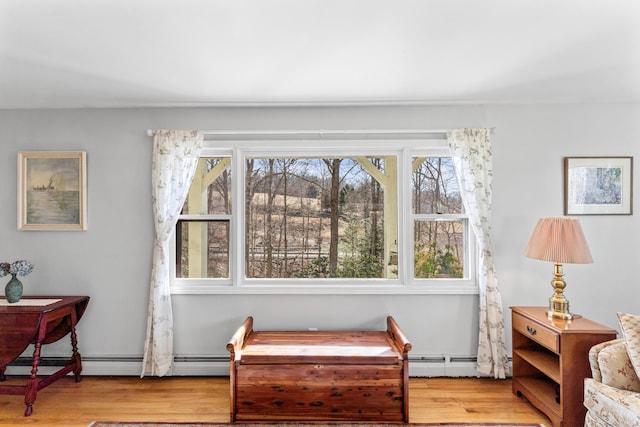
[0,376,551,426]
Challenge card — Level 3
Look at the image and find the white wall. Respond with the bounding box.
[488,104,640,330]
[0,104,637,376]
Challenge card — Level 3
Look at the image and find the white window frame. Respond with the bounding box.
[170,136,478,295]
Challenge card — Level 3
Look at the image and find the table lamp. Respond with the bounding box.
[524,217,593,320]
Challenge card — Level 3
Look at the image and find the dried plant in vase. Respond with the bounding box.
[1,260,34,303]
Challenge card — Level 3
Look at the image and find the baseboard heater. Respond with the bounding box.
[6,355,508,378]
[408,355,480,377]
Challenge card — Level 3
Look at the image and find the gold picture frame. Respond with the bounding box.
[564,156,633,215]
[17,151,87,230]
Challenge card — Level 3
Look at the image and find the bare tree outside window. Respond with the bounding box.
[245,157,387,279]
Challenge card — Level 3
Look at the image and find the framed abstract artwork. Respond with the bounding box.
[564,156,633,215]
[17,151,87,230]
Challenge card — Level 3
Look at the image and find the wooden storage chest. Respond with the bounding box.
[226,316,412,422]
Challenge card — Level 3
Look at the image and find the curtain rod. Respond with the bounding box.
[146,128,452,138]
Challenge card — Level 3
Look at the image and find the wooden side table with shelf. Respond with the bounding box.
[511,306,617,427]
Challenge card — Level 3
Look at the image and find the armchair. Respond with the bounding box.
[584,338,640,426]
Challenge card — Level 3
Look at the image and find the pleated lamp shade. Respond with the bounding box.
[524,217,593,264]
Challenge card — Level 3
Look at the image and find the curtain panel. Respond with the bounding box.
[142,130,203,377]
[447,128,509,379]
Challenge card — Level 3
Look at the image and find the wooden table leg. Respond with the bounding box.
[24,338,44,416]
[69,309,82,382]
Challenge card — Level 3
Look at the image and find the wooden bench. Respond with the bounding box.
[226,316,412,422]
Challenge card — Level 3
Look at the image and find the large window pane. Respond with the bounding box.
[245,157,390,279]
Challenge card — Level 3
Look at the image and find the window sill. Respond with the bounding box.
[170,283,479,295]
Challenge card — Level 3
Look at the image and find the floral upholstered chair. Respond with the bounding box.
[584,313,640,426]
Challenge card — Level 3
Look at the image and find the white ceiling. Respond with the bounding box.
[1,0,639,109]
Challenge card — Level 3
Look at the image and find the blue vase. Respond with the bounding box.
[5,274,23,303]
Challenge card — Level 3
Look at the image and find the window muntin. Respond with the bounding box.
[171,139,477,294]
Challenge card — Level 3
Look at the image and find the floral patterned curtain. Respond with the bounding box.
[141,130,203,377]
[447,128,508,379]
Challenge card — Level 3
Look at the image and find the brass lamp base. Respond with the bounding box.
[547,263,573,320]
[548,296,573,320]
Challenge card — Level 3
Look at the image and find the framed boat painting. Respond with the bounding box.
[17,151,87,230]
[564,156,633,215]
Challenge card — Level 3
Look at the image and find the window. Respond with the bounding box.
[176,157,231,279]
[171,137,477,294]
[412,157,466,279]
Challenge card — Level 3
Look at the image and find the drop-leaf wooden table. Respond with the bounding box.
[0,296,90,416]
